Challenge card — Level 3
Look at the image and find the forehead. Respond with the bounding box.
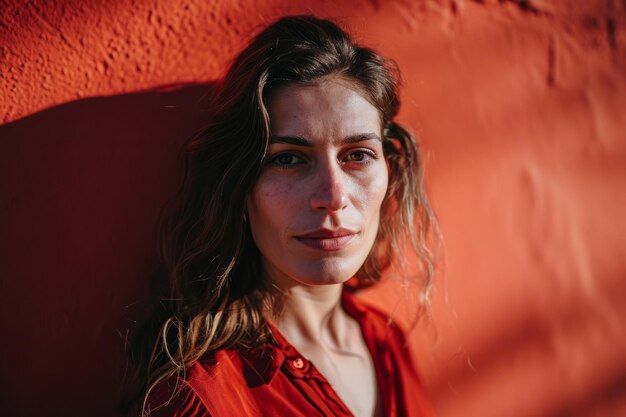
[265,78,382,138]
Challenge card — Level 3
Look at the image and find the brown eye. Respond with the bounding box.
[348,152,365,161]
[344,150,376,163]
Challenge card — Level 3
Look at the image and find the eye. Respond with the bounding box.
[343,150,377,164]
[268,152,304,168]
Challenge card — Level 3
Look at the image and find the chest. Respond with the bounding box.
[243,349,383,417]
[191,311,434,417]
[304,343,379,417]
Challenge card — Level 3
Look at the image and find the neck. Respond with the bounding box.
[267,273,347,347]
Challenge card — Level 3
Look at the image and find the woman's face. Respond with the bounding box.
[247,77,389,288]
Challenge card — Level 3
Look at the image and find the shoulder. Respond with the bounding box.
[144,375,210,417]
[145,350,263,417]
[345,293,437,417]
[343,292,423,384]
[144,352,239,417]
[342,291,409,345]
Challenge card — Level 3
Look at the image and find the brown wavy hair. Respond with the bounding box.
[133,14,439,416]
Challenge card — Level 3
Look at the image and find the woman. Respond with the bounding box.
[139,15,438,417]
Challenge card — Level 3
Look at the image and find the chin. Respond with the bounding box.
[291,258,364,286]
[260,247,372,289]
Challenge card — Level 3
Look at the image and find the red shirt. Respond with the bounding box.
[147,292,434,417]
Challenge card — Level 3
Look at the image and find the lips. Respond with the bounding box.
[294,228,358,251]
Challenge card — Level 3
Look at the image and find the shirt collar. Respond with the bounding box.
[239,291,372,385]
[241,340,284,386]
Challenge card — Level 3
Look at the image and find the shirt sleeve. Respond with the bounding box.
[145,378,211,417]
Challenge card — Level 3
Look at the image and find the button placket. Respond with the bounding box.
[286,356,312,377]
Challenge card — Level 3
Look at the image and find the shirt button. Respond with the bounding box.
[292,358,305,369]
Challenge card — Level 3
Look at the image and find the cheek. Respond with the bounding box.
[359,168,389,217]
[247,177,297,236]
[375,173,389,205]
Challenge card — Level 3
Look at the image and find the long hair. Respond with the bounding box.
[135,14,439,415]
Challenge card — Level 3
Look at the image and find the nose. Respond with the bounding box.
[309,160,349,212]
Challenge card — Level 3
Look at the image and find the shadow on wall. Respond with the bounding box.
[0,83,217,417]
[2,80,626,417]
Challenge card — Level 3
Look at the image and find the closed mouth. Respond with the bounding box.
[294,229,358,251]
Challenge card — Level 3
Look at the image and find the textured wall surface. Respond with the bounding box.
[1,0,625,416]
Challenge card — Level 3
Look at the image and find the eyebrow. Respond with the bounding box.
[269,133,382,146]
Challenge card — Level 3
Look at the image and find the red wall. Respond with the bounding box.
[1,1,625,416]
